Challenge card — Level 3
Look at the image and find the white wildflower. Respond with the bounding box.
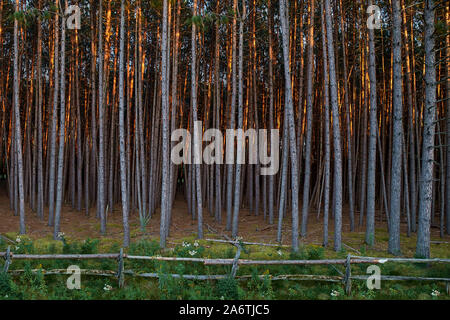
[103,284,113,291]
[431,290,440,297]
[330,290,340,297]
[15,246,19,251]
[277,250,283,256]
[15,237,21,243]
[182,241,190,248]
[58,232,65,238]
[194,241,199,247]
[220,296,225,300]
[188,250,197,256]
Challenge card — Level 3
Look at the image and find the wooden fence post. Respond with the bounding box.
[344,254,352,295]
[230,246,242,278]
[3,246,11,273]
[117,248,124,288]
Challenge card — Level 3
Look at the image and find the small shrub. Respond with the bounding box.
[215,276,240,300]
[0,272,20,299]
[81,238,100,254]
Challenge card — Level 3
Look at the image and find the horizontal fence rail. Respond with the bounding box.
[2,252,450,265]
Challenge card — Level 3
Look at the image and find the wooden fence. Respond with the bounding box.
[1,245,450,295]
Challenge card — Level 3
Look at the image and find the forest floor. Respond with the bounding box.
[1,186,450,300]
[1,187,449,258]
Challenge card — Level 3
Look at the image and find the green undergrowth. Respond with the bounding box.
[0,234,449,300]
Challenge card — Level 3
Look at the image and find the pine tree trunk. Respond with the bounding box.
[13,0,25,234]
[446,3,450,236]
[279,0,300,251]
[160,0,170,248]
[98,0,106,235]
[48,0,60,227]
[416,0,436,259]
[54,0,68,239]
[36,0,44,220]
[231,1,246,238]
[366,0,378,246]
[324,0,343,252]
[389,0,404,256]
[191,0,203,239]
[226,0,238,231]
[320,1,330,248]
[118,0,130,247]
[301,0,315,237]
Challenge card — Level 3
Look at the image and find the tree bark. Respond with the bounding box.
[324,0,343,252]
[416,0,436,259]
[366,0,378,246]
[389,0,404,256]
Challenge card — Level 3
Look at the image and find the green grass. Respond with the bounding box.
[0,235,449,300]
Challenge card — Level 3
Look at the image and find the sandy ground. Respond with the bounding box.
[1,184,448,254]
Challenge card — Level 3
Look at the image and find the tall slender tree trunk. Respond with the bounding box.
[268,0,275,226]
[320,0,331,247]
[13,0,25,234]
[446,3,450,236]
[366,0,378,246]
[324,0,343,252]
[214,0,222,223]
[232,0,246,238]
[301,0,315,237]
[416,0,436,258]
[191,0,203,239]
[36,0,44,220]
[389,0,404,255]
[340,0,355,231]
[118,0,130,247]
[280,0,300,251]
[48,0,60,226]
[54,0,68,239]
[160,0,170,248]
[98,0,106,235]
[402,0,417,233]
[226,0,238,231]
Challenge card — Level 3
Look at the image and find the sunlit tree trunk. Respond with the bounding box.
[301,0,315,237]
[118,0,130,247]
[324,0,343,252]
[280,0,300,251]
[339,0,355,231]
[36,0,44,220]
[13,0,25,234]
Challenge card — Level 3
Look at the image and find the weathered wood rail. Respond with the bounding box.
[1,246,450,294]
